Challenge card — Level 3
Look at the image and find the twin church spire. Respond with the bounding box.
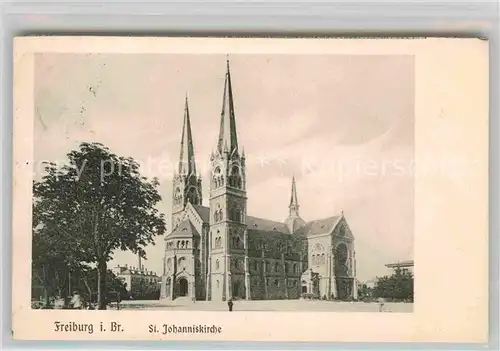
[175,60,303,233]
[177,60,239,179]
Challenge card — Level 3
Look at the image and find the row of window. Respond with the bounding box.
[265,278,298,288]
[249,240,299,254]
[312,253,326,266]
[166,240,191,249]
[261,261,299,274]
[173,187,200,206]
[213,208,243,223]
[211,259,299,274]
[212,235,244,250]
[213,258,245,271]
[165,256,188,270]
[212,166,244,190]
[131,278,159,285]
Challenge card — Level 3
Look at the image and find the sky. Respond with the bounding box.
[34,53,415,282]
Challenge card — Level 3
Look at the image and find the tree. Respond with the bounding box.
[373,268,414,302]
[77,268,129,304]
[33,142,166,309]
[32,214,87,306]
[357,282,373,301]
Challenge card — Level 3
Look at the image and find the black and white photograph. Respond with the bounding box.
[12,37,488,342]
[31,53,414,312]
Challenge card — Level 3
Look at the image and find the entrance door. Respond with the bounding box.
[301,285,307,294]
[166,278,171,297]
[232,281,240,298]
[178,278,188,297]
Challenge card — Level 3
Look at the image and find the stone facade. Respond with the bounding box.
[160,61,357,302]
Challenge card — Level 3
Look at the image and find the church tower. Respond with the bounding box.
[171,95,203,229]
[208,60,248,301]
[284,176,306,233]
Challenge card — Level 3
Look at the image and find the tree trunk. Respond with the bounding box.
[97,259,108,310]
[42,266,50,307]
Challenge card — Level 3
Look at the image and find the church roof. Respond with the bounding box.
[169,219,200,238]
[305,216,342,236]
[189,205,290,234]
[186,205,343,238]
[246,216,288,233]
[191,204,210,223]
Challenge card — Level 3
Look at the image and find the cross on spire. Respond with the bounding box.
[178,94,197,175]
[217,58,238,155]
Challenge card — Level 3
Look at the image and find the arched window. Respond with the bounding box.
[187,187,199,205]
[321,253,325,264]
[312,244,325,266]
[229,208,242,222]
[215,237,222,249]
[215,259,220,271]
[213,167,225,189]
[173,187,182,205]
[177,241,181,248]
[216,280,220,289]
[229,166,242,189]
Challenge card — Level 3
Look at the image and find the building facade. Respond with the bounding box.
[113,264,161,299]
[160,61,358,302]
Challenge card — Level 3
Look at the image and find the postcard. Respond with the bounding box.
[12,37,488,342]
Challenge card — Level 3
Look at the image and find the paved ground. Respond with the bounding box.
[119,299,413,313]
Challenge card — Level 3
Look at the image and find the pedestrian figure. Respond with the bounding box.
[227,299,233,312]
[377,297,385,312]
[70,291,83,310]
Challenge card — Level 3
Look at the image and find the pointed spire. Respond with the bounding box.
[289,175,299,213]
[178,95,197,176]
[285,174,306,234]
[217,59,238,155]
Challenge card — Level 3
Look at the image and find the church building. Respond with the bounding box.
[160,61,358,302]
